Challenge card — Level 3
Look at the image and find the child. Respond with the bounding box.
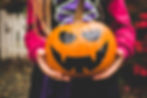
[25,0,135,98]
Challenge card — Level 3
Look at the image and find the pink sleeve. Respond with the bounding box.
[25,0,46,61]
[107,0,136,58]
[25,31,45,61]
[27,0,36,25]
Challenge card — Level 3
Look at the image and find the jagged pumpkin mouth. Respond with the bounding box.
[51,43,108,73]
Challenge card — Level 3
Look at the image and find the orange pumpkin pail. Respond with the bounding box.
[45,0,117,77]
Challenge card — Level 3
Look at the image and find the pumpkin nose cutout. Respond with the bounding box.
[83,30,101,41]
[60,31,76,44]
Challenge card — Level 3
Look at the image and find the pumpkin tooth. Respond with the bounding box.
[83,68,90,75]
[70,68,76,75]
[91,53,97,62]
[99,44,105,51]
[61,55,67,62]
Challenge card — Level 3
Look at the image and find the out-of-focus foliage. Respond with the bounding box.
[126,0,147,20]
[121,0,147,88]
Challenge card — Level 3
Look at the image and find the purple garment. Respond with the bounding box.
[40,76,72,98]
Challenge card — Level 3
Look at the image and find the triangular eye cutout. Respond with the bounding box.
[83,29,101,41]
[60,31,76,44]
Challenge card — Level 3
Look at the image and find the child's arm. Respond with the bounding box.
[93,0,136,80]
[25,0,46,61]
[25,0,70,82]
[108,0,136,58]
[25,30,46,61]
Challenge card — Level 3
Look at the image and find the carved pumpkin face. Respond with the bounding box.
[46,21,117,77]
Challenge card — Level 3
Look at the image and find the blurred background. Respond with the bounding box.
[0,0,146,98]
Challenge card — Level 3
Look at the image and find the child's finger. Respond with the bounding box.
[54,73,70,82]
[62,75,71,82]
[93,72,108,81]
[50,71,70,82]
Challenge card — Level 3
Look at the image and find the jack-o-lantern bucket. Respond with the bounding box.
[44,0,117,77]
[45,21,117,77]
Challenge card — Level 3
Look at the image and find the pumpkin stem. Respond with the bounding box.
[75,0,85,21]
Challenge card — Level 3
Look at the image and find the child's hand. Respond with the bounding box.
[36,49,71,82]
[92,49,125,81]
